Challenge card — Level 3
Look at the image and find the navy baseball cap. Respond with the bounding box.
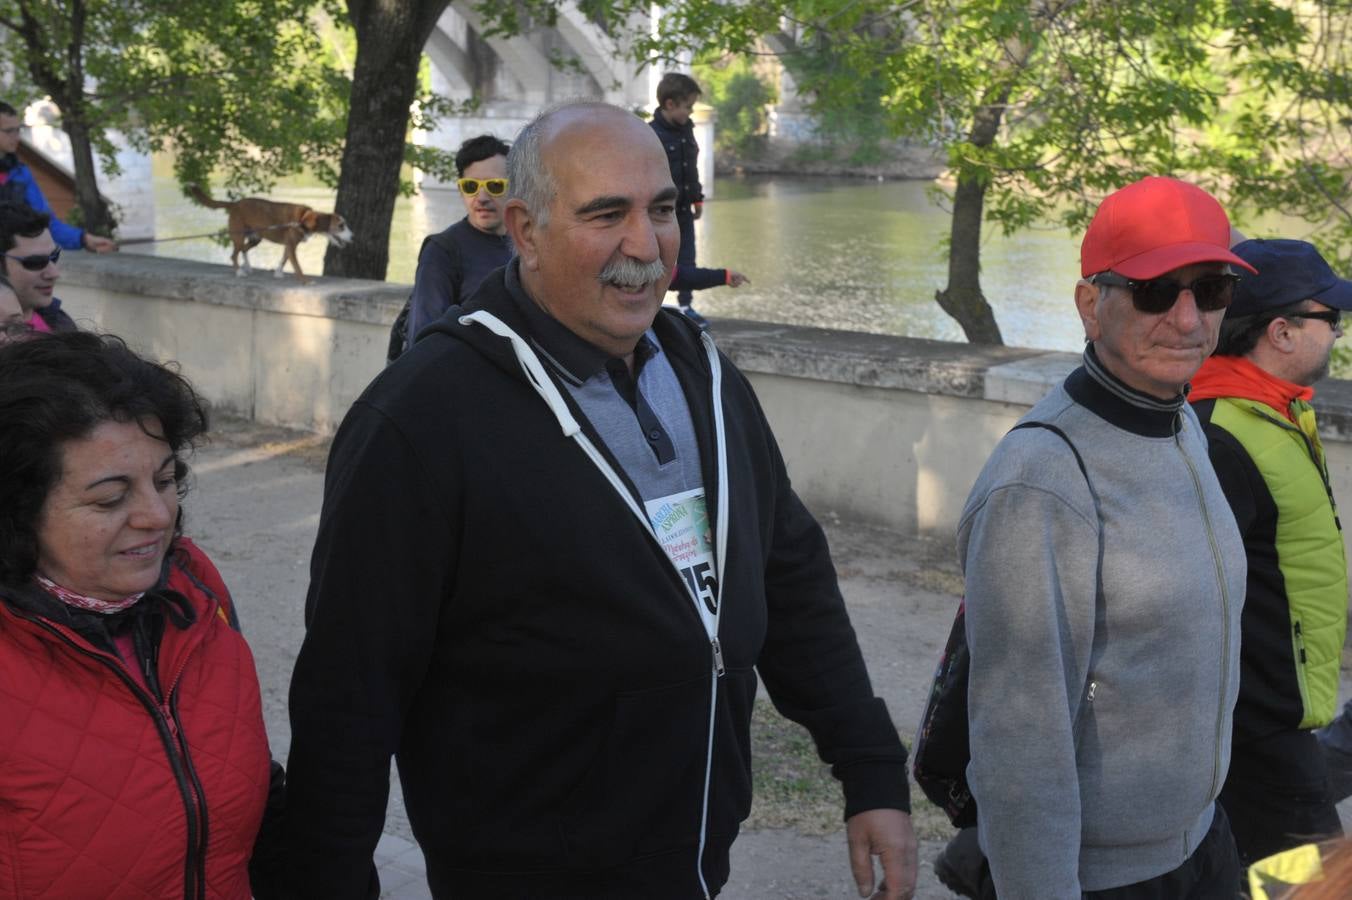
[1229,238,1352,318]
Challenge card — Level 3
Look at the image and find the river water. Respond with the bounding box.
[133,173,1089,353]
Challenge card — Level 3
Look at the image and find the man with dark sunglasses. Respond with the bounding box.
[1189,238,1352,869]
[947,177,1254,900]
[0,203,70,333]
[393,134,514,360]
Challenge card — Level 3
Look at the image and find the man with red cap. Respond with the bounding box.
[946,176,1253,898]
[1189,238,1352,866]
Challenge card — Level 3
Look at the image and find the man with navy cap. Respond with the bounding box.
[1190,238,1352,865]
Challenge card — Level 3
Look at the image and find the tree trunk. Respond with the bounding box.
[935,171,1003,344]
[323,0,450,280]
[62,114,115,236]
[935,89,1015,345]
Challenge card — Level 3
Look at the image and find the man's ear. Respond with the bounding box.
[1074,280,1103,343]
[1265,315,1298,354]
[504,200,539,271]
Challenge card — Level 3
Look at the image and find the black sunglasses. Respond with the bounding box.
[1286,309,1343,328]
[5,248,60,271]
[1090,271,1240,314]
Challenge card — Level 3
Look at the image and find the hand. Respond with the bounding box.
[83,234,118,253]
[846,808,917,900]
[726,270,749,288]
[692,202,703,220]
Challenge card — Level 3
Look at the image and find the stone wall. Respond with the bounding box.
[55,253,1352,552]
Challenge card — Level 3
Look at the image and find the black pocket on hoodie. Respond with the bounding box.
[558,675,712,869]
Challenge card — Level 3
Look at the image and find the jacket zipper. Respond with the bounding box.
[1250,406,1341,528]
[1175,423,1234,803]
[23,612,210,899]
[459,310,729,898]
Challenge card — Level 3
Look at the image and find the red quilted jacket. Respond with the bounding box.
[0,539,272,899]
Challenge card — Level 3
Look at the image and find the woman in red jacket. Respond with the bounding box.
[0,331,284,899]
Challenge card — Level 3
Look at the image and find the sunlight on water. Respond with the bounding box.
[129,173,1088,353]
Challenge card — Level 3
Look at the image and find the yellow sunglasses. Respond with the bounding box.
[457,177,509,197]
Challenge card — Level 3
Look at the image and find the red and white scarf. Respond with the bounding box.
[35,574,143,614]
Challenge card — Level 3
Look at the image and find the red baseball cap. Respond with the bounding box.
[1080,176,1257,279]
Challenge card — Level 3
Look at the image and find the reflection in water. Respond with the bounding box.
[131,174,1086,353]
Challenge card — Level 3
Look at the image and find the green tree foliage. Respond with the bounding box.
[481,0,1352,345]
[694,56,776,158]
[0,0,352,235]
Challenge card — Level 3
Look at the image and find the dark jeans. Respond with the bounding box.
[675,206,696,305]
[1219,729,1343,867]
[1317,697,1352,803]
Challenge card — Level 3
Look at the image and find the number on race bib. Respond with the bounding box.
[681,562,719,614]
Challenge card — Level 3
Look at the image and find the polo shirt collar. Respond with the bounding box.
[505,259,659,385]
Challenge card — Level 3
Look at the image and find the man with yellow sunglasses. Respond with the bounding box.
[395,135,514,359]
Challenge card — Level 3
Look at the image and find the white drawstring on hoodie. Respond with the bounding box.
[460,309,729,898]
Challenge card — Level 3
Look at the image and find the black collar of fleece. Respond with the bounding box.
[1065,343,1185,438]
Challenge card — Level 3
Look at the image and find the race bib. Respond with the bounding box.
[645,488,719,635]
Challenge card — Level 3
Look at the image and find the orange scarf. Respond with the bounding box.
[1190,355,1313,422]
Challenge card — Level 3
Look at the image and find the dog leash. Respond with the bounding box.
[118,221,304,246]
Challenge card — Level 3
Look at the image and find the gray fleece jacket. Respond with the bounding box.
[957,348,1245,897]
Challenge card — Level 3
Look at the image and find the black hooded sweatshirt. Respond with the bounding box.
[285,263,908,899]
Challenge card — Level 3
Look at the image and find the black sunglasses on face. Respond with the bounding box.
[1090,271,1240,314]
[5,248,60,271]
[1286,309,1343,329]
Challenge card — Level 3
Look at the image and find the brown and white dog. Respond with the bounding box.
[188,185,354,283]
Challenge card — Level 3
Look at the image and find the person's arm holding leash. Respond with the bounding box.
[15,167,115,252]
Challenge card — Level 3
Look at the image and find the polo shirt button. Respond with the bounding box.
[649,430,661,441]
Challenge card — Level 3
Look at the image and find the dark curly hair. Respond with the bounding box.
[455,134,510,178]
[0,332,209,585]
[0,201,51,255]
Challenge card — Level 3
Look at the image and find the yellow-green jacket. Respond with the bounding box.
[1193,395,1347,739]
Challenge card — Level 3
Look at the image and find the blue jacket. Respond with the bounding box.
[0,154,86,250]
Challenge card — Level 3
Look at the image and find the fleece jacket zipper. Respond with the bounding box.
[1174,422,1233,806]
[462,310,729,898]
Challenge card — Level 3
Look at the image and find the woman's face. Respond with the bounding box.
[0,285,22,326]
[35,417,179,600]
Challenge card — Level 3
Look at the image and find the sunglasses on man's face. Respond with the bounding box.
[457,177,508,197]
[1090,271,1240,314]
[1286,309,1343,329]
[5,248,60,271]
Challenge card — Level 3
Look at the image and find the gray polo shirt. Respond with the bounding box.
[504,261,703,503]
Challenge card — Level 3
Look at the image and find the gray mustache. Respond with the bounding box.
[598,256,668,288]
